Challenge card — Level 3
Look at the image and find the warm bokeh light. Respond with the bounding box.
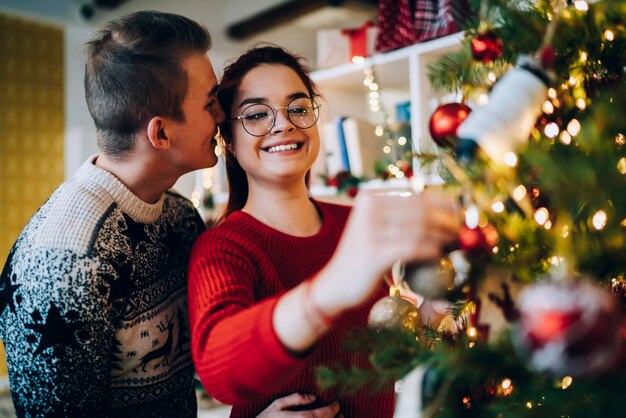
[592,210,607,230]
[574,0,588,12]
[492,201,505,213]
[503,152,518,167]
[534,207,550,225]
[560,131,572,145]
[562,376,573,389]
[604,29,615,41]
[545,122,560,138]
[513,185,527,201]
[567,119,581,136]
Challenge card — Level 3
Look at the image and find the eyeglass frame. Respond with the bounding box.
[228,97,321,137]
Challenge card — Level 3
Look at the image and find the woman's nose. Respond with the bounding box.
[271,108,296,134]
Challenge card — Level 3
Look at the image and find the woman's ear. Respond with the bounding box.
[146,116,171,150]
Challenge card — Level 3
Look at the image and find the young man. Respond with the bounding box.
[0,11,224,416]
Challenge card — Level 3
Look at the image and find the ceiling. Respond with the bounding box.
[0,0,378,71]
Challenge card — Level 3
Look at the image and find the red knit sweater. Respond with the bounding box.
[188,201,394,417]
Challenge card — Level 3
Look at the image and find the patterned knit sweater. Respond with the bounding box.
[0,156,205,417]
[188,201,394,418]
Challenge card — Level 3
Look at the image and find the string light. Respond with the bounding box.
[534,207,550,225]
[398,136,407,146]
[542,100,555,114]
[618,157,626,175]
[465,205,480,229]
[478,93,489,106]
[580,51,588,62]
[545,122,560,138]
[604,29,615,41]
[548,88,558,99]
[352,56,365,65]
[574,0,588,12]
[191,190,201,208]
[487,72,497,83]
[375,125,384,136]
[513,185,527,201]
[383,145,392,154]
[560,131,572,145]
[544,220,552,230]
[526,401,534,409]
[561,225,570,238]
[566,119,581,136]
[492,201,505,213]
[592,210,607,230]
[576,98,586,110]
[503,152,518,167]
[562,376,573,389]
[616,133,625,145]
[568,76,577,86]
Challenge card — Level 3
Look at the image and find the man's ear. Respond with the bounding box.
[146,117,171,151]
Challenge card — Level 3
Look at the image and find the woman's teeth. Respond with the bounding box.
[266,143,299,153]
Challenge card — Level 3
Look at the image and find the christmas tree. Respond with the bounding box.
[317,1,626,416]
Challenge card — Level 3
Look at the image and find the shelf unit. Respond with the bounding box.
[311,32,463,168]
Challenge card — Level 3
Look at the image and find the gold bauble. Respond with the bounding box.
[368,295,422,334]
[405,257,456,299]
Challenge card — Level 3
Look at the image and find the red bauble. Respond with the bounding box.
[539,45,556,69]
[471,31,504,63]
[515,279,623,376]
[458,224,498,256]
[346,186,359,198]
[428,103,472,148]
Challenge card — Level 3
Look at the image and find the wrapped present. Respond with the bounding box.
[317,22,378,68]
[415,0,470,42]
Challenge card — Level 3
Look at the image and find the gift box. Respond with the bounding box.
[317,22,378,68]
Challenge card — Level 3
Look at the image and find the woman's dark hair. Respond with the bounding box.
[217,45,320,222]
[84,10,212,159]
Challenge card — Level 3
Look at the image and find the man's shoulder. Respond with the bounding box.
[19,179,117,256]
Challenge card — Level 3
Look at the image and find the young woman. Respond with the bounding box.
[188,46,460,417]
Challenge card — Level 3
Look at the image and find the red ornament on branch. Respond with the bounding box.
[429,103,472,148]
[471,30,504,63]
[458,224,499,256]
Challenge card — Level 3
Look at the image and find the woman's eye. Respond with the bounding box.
[244,112,269,121]
[289,107,308,115]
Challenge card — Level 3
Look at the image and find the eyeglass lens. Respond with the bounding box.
[240,98,319,136]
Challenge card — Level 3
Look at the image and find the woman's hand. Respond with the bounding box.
[317,188,461,315]
[256,393,342,418]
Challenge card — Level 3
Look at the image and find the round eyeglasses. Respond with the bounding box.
[229,97,320,137]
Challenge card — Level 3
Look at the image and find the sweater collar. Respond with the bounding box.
[75,155,165,224]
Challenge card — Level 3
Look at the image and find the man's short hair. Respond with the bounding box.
[84,10,212,158]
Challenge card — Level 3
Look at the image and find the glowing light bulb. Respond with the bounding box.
[616,133,625,145]
[492,201,505,213]
[487,72,497,82]
[560,131,572,145]
[375,125,384,136]
[369,83,379,91]
[513,185,527,201]
[548,88,557,99]
[465,205,479,229]
[503,152,518,167]
[569,76,577,86]
[352,56,365,65]
[604,29,615,41]
[574,0,588,12]
[398,136,407,146]
[501,379,512,390]
[369,91,379,99]
[542,101,555,114]
[567,119,581,136]
[580,51,588,62]
[534,207,549,225]
[592,210,607,230]
[576,98,586,110]
[618,157,626,175]
[383,145,391,154]
[562,376,573,389]
[478,93,489,106]
[545,122,560,138]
